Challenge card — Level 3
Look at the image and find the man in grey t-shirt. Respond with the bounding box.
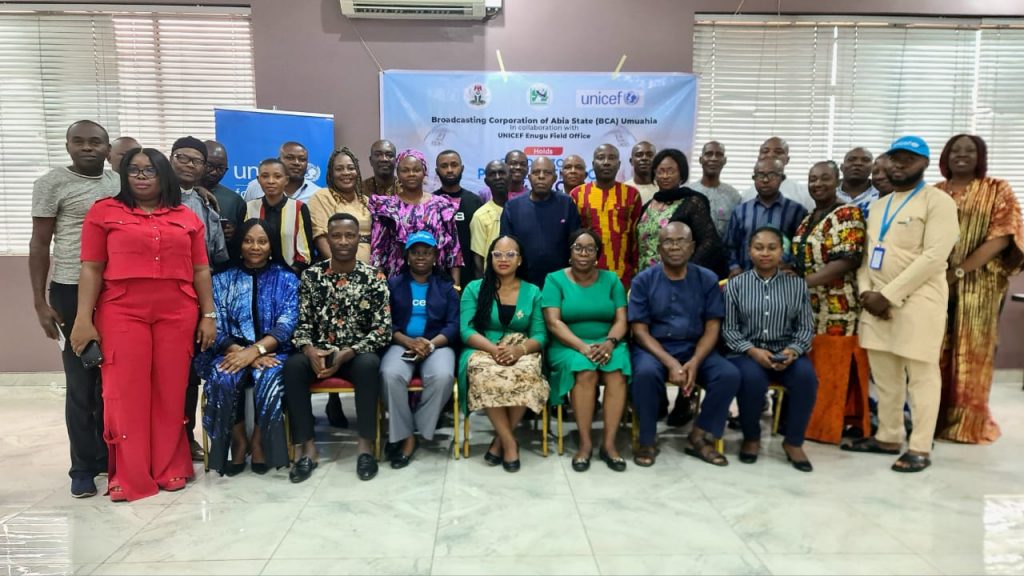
[30,120,120,498]
[687,141,742,239]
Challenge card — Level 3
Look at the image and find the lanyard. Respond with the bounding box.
[879,181,924,243]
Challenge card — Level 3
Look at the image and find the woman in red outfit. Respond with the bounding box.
[71,148,216,502]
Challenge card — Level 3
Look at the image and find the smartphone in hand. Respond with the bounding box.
[770,352,788,364]
[401,349,419,362]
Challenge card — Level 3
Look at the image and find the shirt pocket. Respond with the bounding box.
[889,216,925,252]
[103,215,144,254]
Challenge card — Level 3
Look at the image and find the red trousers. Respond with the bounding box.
[95,278,197,501]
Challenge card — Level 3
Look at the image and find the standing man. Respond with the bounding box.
[741,137,814,210]
[688,141,742,239]
[504,149,531,201]
[725,158,808,277]
[470,160,510,273]
[855,154,894,219]
[840,147,875,204]
[30,120,119,498]
[435,149,483,284]
[571,144,643,288]
[202,140,247,263]
[363,139,398,197]
[501,156,581,288]
[244,141,320,203]
[624,141,658,204]
[845,136,959,473]
[560,154,588,193]
[107,136,139,174]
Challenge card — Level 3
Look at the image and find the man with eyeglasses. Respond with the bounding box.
[363,139,398,197]
[740,137,814,211]
[244,141,320,203]
[500,156,581,288]
[725,158,808,278]
[202,140,247,263]
[628,221,740,467]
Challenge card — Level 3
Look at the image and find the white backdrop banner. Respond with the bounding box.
[380,71,698,192]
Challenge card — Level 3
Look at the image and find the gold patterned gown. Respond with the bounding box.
[936,177,1024,444]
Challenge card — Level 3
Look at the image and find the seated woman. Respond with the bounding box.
[381,231,459,469]
[723,226,818,472]
[542,229,630,472]
[458,235,549,473]
[791,161,870,444]
[195,219,299,476]
[246,158,315,275]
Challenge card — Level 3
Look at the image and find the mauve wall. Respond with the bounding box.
[3,0,1024,372]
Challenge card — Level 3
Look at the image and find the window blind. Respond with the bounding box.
[694,16,1024,207]
[0,6,254,255]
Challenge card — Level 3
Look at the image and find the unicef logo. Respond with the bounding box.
[464,83,491,108]
[623,91,641,106]
[305,164,321,182]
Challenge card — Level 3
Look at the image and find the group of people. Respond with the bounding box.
[30,119,1023,502]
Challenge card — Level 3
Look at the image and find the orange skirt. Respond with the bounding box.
[805,334,871,444]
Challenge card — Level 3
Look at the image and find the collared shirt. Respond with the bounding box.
[31,167,119,284]
[688,180,742,239]
[292,260,392,354]
[244,178,319,204]
[741,178,815,211]
[469,200,504,258]
[725,195,808,271]
[722,268,815,356]
[436,187,483,282]
[80,197,208,282]
[628,263,724,358]
[500,192,581,288]
[181,188,229,265]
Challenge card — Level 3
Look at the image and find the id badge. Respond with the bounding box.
[870,246,885,270]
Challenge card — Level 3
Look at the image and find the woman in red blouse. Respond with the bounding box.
[71,148,216,502]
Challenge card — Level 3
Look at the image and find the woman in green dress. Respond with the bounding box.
[542,229,631,472]
[458,235,549,473]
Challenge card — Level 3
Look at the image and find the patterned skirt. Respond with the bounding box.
[467,333,549,413]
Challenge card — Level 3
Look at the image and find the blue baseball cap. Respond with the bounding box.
[405,231,437,250]
[886,135,930,160]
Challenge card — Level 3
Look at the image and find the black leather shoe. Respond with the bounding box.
[571,453,591,472]
[599,449,627,472]
[224,460,247,477]
[483,438,502,466]
[390,440,418,470]
[251,462,269,475]
[357,453,378,481]
[787,456,813,473]
[189,440,206,462]
[326,394,348,428]
[502,458,521,473]
[383,441,400,460]
[738,452,758,464]
[289,457,317,484]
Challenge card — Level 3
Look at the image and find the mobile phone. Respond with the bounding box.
[80,340,104,369]
[401,350,419,362]
[770,352,788,364]
[54,321,66,352]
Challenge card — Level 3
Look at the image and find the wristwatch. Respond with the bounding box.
[201,310,216,319]
[428,341,436,353]
[606,336,620,345]
[255,344,268,356]
[954,267,966,279]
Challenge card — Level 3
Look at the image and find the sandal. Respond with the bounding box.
[684,437,728,467]
[841,437,900,455]
[161,476,188,492]
[892,452,931,473]
[108,485,126,502]
[633,445,657,467]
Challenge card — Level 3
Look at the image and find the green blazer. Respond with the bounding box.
[456,278,547,414]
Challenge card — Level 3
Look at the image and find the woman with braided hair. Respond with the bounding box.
[307,147,372,263]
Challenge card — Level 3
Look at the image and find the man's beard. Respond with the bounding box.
[887,167,926,189]
[440,172,463,187]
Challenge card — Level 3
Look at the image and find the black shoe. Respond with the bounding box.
[190,440,206,462]
[289,457,317,483]
[326,394,348,428]
[383,441,400,460]
[390,440,418,470]
[502,458,521,473]
[70,475,97,498]
[357,453,378,481]
[251,462,269,475]
[726,416,741,430]
[599,449,627,472]
[224,460,247,477]
[483,438,502,466]
[571,453,591,472]
[738,452,758,464]
[786,453,813,472]
[666,396,695,428]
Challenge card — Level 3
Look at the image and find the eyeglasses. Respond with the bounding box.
[127,166,158,178]
[491,250,519,261]
[172,153,206,167]
[659,238,693,248]
[206,163,227,173]
[752,171,783,181]
[571,244,597,255]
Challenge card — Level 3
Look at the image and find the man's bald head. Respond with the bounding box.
[108,136,140,173]
[202,140,229,188]
[529,156,556,197]
[758,137,790,165]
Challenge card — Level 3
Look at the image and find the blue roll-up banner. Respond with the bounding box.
[214,107,334,194]
[380,71,697,192]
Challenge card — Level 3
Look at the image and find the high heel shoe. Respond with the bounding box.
[224,460,247,477]
[250,462,269,475]
[783,444,813,472]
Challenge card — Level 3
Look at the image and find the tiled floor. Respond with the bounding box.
[2,373,1023,575]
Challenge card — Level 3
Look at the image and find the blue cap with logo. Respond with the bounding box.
[405,231,437,250]
[885,135,930,160]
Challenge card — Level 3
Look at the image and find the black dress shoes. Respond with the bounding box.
[251,462,269,475]
[289,457,318,483]
[483,438,502,466]
[599,449,627,472]
[502,458,521,473]
[785,453,813,472]
[357,453,379,481]
[390,440,418,470]
[738,452,758,464]
[224,460,246,477]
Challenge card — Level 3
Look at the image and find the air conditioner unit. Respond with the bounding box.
[340,0,498,21]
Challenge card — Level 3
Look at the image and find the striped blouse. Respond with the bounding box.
[722,268,815,356]
[725,196,808,271]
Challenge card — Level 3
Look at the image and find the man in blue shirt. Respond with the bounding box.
[726,158,808,277]
[629,221,740,468]
[500,156,581,288]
